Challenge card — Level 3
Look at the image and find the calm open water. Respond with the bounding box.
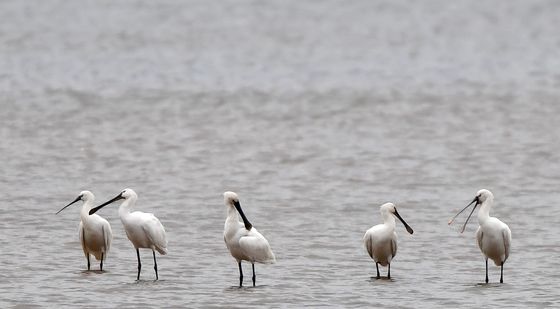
[1,0,560,308]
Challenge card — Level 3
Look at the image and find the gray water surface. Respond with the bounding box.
[1,0,560,308]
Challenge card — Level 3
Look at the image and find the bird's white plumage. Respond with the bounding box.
[60,191,112,269]
[449,189,512,283]
[364,225,397,266]
[363,203,401,266]
[78,216,112,261]
[223,192,275,264]
[474,190,511,266]
[118,189,168,255]
[234,227,276,263]
[90,188,168,280]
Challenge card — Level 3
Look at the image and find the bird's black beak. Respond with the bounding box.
[393,208,414,234]
[56,195,83,214]
[89,192,124,215]
[448,196,479,233]
[460,196,480,233]
[233,200,252,231]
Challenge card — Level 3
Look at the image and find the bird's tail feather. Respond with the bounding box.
[155,245,168,255]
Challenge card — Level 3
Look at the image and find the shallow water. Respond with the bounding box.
[1,0,560,307]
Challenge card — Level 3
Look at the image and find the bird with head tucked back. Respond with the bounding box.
[57,190,112,271]
[223,191,275,287]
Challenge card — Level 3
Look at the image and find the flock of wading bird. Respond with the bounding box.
[57,188,512,286]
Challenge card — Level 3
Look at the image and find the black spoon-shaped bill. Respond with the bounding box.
[233,200,253,231]
[393,208,414,234]
[460,201,478,233]
[56,195,82,214]
[448,196,478,226]
[89,192,124,215]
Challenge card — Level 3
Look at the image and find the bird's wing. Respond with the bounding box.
[102,221,112,255]
[142,214,168,255]
[502,227,511,262]
[476,227,483,252]
[79,221,88,256]
[239,232,275,263]
[363,231,374,259]
[390,234,397,259]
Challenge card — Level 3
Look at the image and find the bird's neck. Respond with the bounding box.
[382,212,396,227]
[80,201,93,222]
[477,199,492,223]
[118,199,134,220]
[226,205,239,222]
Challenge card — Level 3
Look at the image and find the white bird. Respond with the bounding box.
[89,188,168,280]
[449,189,511,283]
[223,191,276,287]
[363,202,414,279]
[57,191,112,271]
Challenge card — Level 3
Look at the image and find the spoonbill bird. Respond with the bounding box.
[90,188,168,280]
[363,202,414,279]
[223,191,276,287]
[56,191,112,271]
[449,189,511,283]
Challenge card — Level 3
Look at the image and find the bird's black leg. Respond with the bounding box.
[238,261,243,287]
[376,262,380,279]
[136,248,142,280]
[485,258,489,284]
[387,263,391,279]
[252,263,256,287]
[87,254,91,271]
[100,253,104,271]
[153,250,158,280]
[500,262,504,284]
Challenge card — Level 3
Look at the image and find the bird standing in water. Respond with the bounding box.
[223,191,276,287]
[90,188,168,280]
[449,189,511,283]
[363,202,414,279]
[57,191,112,271]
